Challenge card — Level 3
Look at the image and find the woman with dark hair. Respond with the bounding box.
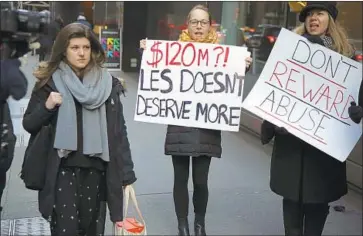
[140,4,252,236]
[23,23,136,236]
[261,2,360,235]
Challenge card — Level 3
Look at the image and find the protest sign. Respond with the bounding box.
[242,28,362,162]
[134,40,250,132]
[8,98,31,147]
[99,28,121,70]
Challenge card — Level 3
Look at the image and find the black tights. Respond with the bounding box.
[172,156,211,219]
[283,198,330,236]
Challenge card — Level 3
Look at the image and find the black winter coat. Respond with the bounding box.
[261,121,347,204]
[260,52,362,204]
[164,126,222,158]
[22,77,136,222]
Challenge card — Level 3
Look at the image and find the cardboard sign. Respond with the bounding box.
[242,28,362,162]
[134,40,250,132]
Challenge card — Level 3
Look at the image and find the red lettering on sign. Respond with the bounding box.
[169,42,182,66]
[181,43,196,67]
[315,86,332,111]
[302,75,324,102]
[329,89,344,117]
[269,61,286,88]
[285,69,299,94]
[147,41,234,68]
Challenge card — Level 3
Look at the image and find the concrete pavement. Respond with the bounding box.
[1,55,362,235]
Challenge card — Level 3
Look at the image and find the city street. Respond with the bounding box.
[1,55,362,235]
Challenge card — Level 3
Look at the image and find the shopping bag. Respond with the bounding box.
[114,185,147,235]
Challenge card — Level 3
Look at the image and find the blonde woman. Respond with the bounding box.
[140,5,252,236]
[261,2,360,236]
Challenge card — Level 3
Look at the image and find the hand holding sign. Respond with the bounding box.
[242,28,362,162]
[140,39,146,50]
[245,56,252,69]
[348,102,363,124]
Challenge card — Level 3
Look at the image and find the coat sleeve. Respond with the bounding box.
[119,98,137,186]
[0,59,28,101]
[0,132,16,173]
[112,77,137,186]
[22,86,57,134]
[260,120,276,145]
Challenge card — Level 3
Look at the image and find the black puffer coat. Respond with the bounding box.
[164,126,222,158]
[22,77,136,222]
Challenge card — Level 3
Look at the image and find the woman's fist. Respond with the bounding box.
[45,92,62,110]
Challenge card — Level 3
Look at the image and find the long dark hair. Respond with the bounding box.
[33,23,105,88]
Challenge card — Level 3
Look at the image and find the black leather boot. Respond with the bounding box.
[194,214,206,236]
[177,218,190,236]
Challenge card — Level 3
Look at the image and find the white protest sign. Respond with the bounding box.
[12,118,31,148]
[8,97,29,118]
[134,40,250,132]
[242,28,362,162]
[7,98,31,147]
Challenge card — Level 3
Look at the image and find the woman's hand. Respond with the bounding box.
[245,56,252,68]
[115,221,123,228]
[348,102,363,124]
[139,39,146,50]
[45,92,62,110]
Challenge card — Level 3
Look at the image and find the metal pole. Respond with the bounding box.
[251,48,257,75]
[283,2,289,28]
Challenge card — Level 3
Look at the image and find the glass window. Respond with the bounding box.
[93,2,123,29]
[336,2,362,51]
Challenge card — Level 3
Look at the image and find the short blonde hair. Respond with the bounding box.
[294,15,354,57]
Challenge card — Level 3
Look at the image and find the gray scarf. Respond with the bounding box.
[52,61,112,162]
